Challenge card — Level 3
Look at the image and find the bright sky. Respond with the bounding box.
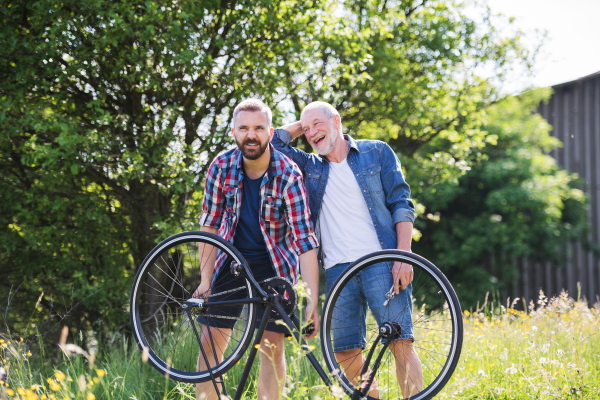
[482,0,600,91]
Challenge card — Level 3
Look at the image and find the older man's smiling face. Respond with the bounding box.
[300,108,338,156]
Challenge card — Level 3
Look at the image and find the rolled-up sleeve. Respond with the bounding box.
[381,144,416,224]
[199,159,225,229]
[283,174,319,254]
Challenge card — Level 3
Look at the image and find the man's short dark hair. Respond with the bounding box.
[232,99,272,127]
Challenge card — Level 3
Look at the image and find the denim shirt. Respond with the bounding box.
[272,129,415,252]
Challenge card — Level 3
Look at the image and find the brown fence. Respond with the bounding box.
[514,71,600,305]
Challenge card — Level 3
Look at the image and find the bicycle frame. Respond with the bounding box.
[181,261,336,400]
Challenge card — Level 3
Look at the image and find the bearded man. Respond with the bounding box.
[272,101,423,397]
[193,99,320,400]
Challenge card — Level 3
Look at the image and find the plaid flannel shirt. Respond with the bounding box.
[199,144,318,284]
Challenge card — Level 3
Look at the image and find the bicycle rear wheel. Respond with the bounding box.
[320,250,463,400]
[130,231,257,383]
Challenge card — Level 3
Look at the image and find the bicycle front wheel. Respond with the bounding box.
[320,250,463,400]
[130,231,257,383]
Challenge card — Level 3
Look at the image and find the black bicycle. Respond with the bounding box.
[130,231,463,400]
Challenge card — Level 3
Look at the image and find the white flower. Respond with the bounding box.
[539,357,548,364]
[504,364,518,375]
[477,369,486,377]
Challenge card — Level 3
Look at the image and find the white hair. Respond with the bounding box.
[300,101,340,123]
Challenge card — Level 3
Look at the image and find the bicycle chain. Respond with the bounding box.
[192,277,295,322]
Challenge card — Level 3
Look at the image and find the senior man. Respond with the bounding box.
[272,101,423,397]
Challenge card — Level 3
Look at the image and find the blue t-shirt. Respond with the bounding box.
[233,170,271,263]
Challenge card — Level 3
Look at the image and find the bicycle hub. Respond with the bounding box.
[379,322,402,340]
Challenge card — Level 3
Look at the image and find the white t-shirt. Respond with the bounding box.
[320,158,382,269]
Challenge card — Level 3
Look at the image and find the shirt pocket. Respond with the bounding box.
[262,197,285,222]
[223,186,238,218]
[363,164,383,193]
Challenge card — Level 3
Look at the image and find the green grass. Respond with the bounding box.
[1,290,599,399]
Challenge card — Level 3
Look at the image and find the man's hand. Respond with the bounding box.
[192,282,211,299]
[303,297,320,340]
[392,261,413,294]
[280,121,303,140]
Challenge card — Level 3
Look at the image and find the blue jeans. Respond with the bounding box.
[325,262,414,352]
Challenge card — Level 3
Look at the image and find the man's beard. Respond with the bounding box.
[311,123,337,156]
[237,138,269,160]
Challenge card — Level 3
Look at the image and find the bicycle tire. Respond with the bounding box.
[320,250,463,400]
[130,231,257,383]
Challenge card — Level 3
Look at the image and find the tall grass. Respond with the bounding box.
[1,290,598,399]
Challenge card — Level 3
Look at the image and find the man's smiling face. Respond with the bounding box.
[232,110,272,160]
[300,108,338,156]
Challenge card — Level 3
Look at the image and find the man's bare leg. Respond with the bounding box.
[196,326,231,400]
[334,348,380,398]
[390,339,423,398]
[257,331,286,400]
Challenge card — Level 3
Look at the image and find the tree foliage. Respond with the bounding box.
[1,0,534,337]
[413,89,596,306]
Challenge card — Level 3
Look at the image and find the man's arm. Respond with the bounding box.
[282,169,320,338]
[379,143,416,293]
[271,122,310,173]
[299,248,320,340]
[392,221,414,293]
[193,160,225,298]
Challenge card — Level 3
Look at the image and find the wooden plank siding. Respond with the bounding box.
[514,72,600,305]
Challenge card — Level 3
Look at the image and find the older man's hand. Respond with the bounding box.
[392,261,413,294]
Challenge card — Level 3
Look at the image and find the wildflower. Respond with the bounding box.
[55,371,66,381]
[87,393,96,400]
[477,369,486,376]
[49,380,60,391]
[504,364,518,374]
[95,369,105,378]
[27,351,32,357]
[255,344,261,349]
[18,388,26,395]
[6,388,14,396]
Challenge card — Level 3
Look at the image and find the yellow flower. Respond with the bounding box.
[49,395,56,400]
[93,377,99,384]
[95,369,105,378]
[254,344,261,349]
[27,351,32,357]
[18,388,27,395]
[49,381,60,391]
[87,393,96,400]
[6,388,15,396]
[41,396,47,400]
[55,371,66,381]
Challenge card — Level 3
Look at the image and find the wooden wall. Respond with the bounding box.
[514,72,600,305]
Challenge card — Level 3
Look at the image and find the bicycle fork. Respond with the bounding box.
[350,322,403,400]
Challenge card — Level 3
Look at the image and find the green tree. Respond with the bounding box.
[1,0,532,337]
[413,89,596,306]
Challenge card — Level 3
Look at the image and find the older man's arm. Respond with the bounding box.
[393,221,414,293]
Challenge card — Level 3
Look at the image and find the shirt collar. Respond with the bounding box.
[345,134,359,153]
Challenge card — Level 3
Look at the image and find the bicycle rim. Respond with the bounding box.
[130,231,257,383]
[320,250,463,400]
